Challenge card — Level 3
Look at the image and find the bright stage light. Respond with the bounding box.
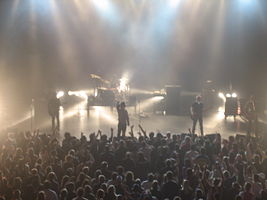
[168,0,181,8]
[118,77,129,93]
[92,0,109,11]
[226,93,231,98]
[218,92,226,102]
[218,92,224,99]
[68,91,87,99]
[57,91,64,99]
[232,93,237,98]
[152,96,164,101]
[91,0,119,23]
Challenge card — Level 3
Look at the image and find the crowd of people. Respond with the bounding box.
[0,127,267,200]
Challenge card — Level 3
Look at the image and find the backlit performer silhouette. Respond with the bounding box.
[116,101,130,137]
[190,95,204,136]
[245,95,258,137]
[48,93,61,131]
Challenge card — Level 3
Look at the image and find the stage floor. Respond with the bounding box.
[2,105,255,139]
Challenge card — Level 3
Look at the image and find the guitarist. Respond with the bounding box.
[190,95,204,136]
[245,95,258,137]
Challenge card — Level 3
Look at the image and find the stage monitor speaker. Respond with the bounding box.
[165,85,181,115]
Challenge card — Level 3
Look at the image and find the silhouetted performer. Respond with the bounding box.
[190,96,204,136]
[245,95,258,137]
[48,93,61,130]
[116,102,129,137]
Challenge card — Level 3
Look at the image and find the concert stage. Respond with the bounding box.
[1,105,256,140]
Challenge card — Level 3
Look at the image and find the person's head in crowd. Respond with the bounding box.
[43,180,51,190]
[213,178,221,187]
[116,166,124,176]
[82,166,90,175]
[111,172,118,181]
[82,179,90,187]
[135,178,141,186]
[253,174,260,182]
[84,185,93,194]
[13,189,22,199]
[223,156,229,165]
[147,173,154,182]
[116,176,123,185]
[48,171,57,182]
[196,95,201,102]
[151,180,159,190]
[232,182,241,192]
[76,187,84,197]
[186,168,193,179]
[223,170,230,180]
[156,133,163,140]
[64,132,71,140]
[107,185,116,195]
[96,189,105,199]
[13,177,22,190]
[100,183,107,192]
[66,168,74,177]
[165,159,172,167]
[166,171,173,181]
[117,194,125,200]
[101,161,108,169]
[68,149,75,157]
[195,189,204,199]
[254,154,261,164]
[149,132,154,139]
[235,154,242,162]
[184,136,191,144]
[65,182,75,193]
[182,180,191,190]
[244,182,252,192]
[125,171,134,182]
[37,191,45,200]
[132,184,141,193]
[60,188,68,199]
[77,172,86,182]
[125,152,131,159]
[137,152,145,161]
[61,175,70,188]
[95,169,102,178]
[235,195,242,200]
[98,175,106,184]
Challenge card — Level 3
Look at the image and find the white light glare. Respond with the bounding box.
[169,0,181,8]
[218,93,225,99]
[232,93,237,98]
[68,91,88,99]
[57,91,65,99]
[152,96,164,101]
[226,93,231,98]
[118,78,129,93]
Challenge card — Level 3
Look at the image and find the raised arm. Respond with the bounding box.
[138,124,147,138]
